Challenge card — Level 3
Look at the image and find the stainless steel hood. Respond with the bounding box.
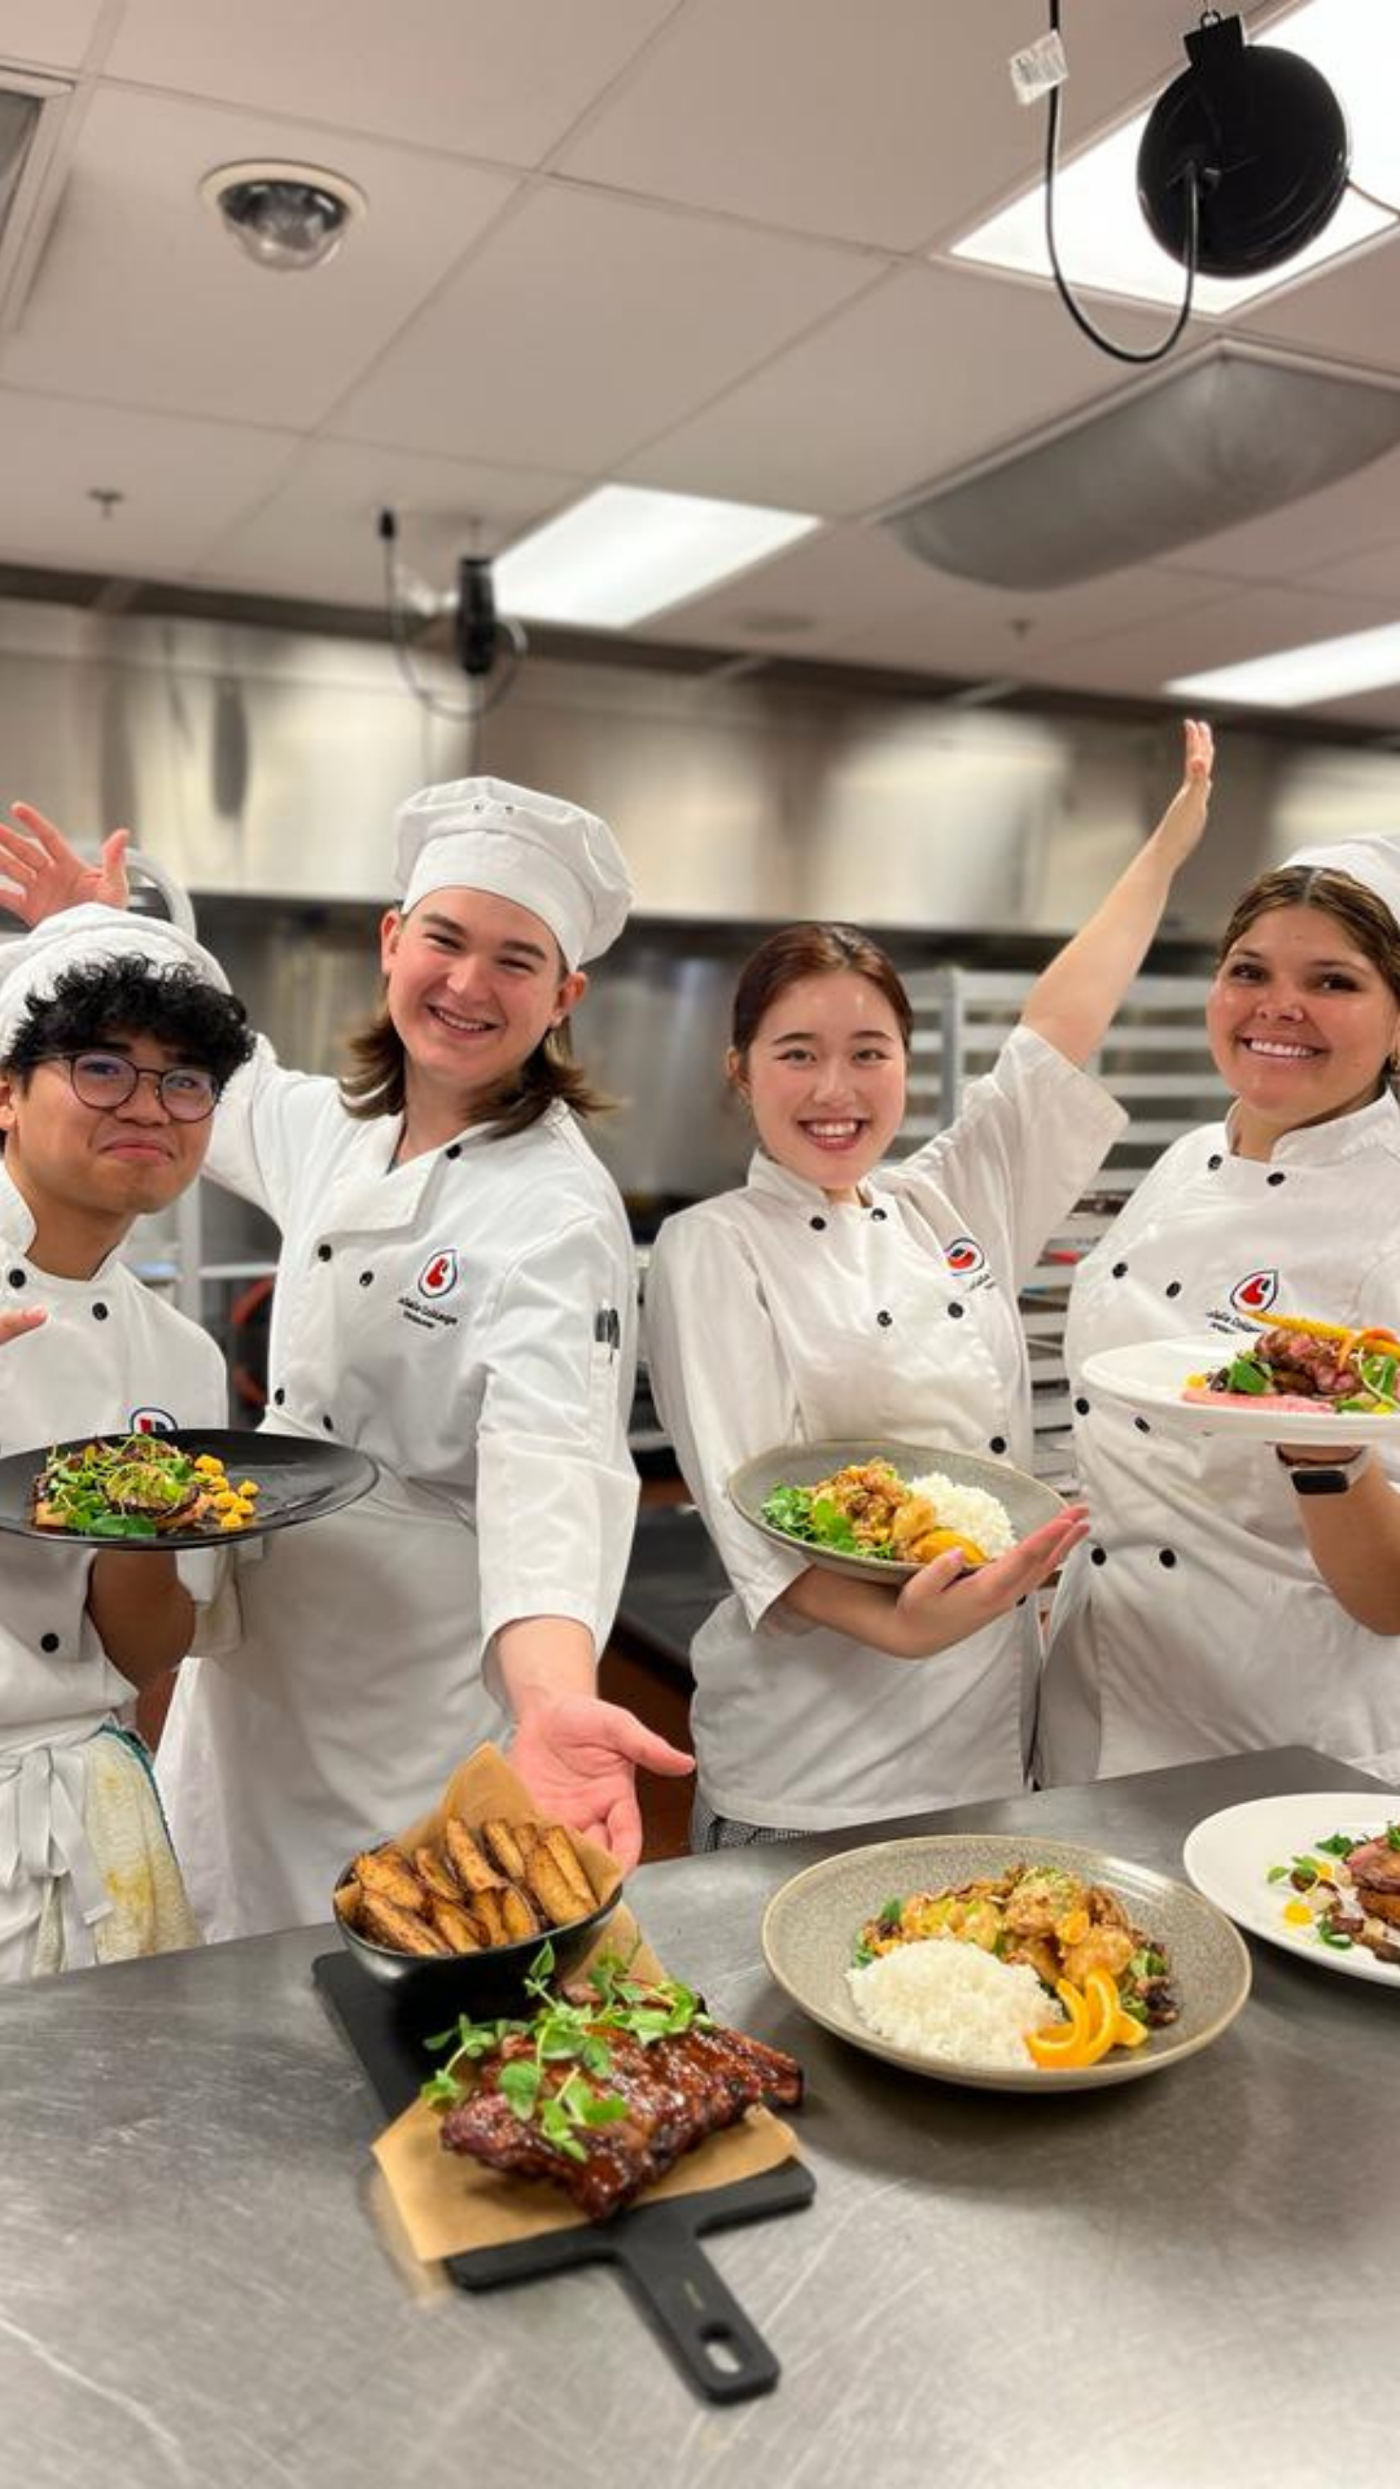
[6,594,1400,942]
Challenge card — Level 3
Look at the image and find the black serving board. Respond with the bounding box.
[0,1430,379,1550]
[313,1948,814,2405]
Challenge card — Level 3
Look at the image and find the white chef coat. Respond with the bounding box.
[0,1167,218,1976]
[645,1027,1126,1830]
[157,1041,640,1941]
[1037,1091,1400,1787]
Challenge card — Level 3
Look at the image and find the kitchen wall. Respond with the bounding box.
[4,590,1400,1226]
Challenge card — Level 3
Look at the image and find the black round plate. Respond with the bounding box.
[0,1429,380,1551]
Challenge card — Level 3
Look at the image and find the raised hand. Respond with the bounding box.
[509,1694,694,1872]
[0,802,130,924]
[1152,717,1214,872]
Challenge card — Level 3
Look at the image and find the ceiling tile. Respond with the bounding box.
[1153,445,1400,587]
[1240,227,1400,374]
[333,185,878,473]
[195,439,584,603]
[563,0,1220,251]
[0,386,299,571]
[0,87,518,427]
[102,0,679,167]
[1019,579,1400,703]
[0,3,108,72]
[625,262,1182,518]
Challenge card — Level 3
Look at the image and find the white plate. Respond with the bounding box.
[1182,1792,1400,1988]
[1080,1337,1400,1445]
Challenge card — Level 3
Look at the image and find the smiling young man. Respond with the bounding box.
[0,909,253,1978]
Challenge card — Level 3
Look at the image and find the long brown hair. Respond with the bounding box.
[729,923,913,1072]
[340,1001,611,1135]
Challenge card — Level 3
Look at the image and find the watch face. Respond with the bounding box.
[1291,1466,1354,1495]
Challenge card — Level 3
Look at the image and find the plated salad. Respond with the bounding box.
[30,1435,259,1539]
[760,1458,1014,1570]
[1267,1819,1400,1967]
[1186,1313,1400,1416]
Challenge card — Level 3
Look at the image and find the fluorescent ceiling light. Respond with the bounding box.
[1168,620,1400,709]
[952,0,1400,314]
[493,484,819,627]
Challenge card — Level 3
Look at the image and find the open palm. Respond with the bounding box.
[509,1695,693,1873]
[0,802,130,923]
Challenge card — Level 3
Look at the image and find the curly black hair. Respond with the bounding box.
[3,954,254,1089]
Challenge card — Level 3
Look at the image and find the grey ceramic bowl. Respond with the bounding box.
[762,1832,1251,2093]
[728,1437,1066,1585]
[334,1866,621,2018]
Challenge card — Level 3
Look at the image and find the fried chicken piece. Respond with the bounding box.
[1062,1924,1136,1987]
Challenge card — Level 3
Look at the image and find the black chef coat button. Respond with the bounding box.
[810,1215,827,1232]
[1158,1548,1178,1569]
[947,1301,965,1320]
[322,1415,334,1433]
[989,1435,1007,1455]
[316,1243,332,1262]
[1267,1171,1286,1187]
[445,1142,462,1160]
[1111,1262,1128,1279]
[877,1309,893,1328]
[1074,1395,1089,1415]
[1135,1416,1152,1434]
[359,1270,374,1287]
[870,1206,887,1222]
[1165,1282,1182,1299]
[1207,1153,1223,1172]
[92,1302,109,1321]
[1090,1546,1106,1566]
[7,1268,24,1288]
[40,1632,59,1653]
[273,1387,285,1407]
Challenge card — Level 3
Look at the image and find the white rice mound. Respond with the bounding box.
[848,1937,1061,2067]
[905,1470,1015,1558]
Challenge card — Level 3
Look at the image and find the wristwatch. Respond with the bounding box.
[1276,1447,1371,1495]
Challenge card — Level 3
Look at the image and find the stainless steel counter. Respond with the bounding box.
[1,1746,1395,2489]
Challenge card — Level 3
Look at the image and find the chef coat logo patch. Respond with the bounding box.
[127,1407,177,1435]
[945,1236,986,1277]
[1229,1268,1279,1318]
[417,1250,459,1300]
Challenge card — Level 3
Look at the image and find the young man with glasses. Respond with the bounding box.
[0,906,252,1978]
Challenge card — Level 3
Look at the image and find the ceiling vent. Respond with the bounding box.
[0,69,74,334]
[883,345,1400,590]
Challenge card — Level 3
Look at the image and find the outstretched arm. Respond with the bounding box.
[0,802,130,921]
[496,1617,693,1872]
[1021,719,1213,1068]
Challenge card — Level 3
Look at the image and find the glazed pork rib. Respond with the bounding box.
[439,2015,804,2221]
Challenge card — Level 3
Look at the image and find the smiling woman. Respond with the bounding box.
[1038,815,1400,1791]
[644,725,1214,1847]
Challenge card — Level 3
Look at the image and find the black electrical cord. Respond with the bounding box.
[1042,0,1201,366]
[377,510,528,727]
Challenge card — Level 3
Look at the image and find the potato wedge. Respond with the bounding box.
[443,1819,507,1895]
[499,1882,540,1942]
[334,1877,361,1926]
[539,1822,597,1910]
[525,1843,590,1928]
[470,1885,510,1947]
[414,1846,461,1904]
[481,1818,529,1883]
[355,1845,428,1913]
[429,1898,483,1954]
[360,1892,451,1956]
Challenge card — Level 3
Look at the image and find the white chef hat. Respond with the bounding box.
[0,903,230,1055]
[393,776,632,970]
[1283,834,1400,933]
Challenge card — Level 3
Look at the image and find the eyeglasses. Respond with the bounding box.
[48,1051,222,1123]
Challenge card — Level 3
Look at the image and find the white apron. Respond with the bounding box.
[159,1045,640,1939]
[645,1028,1126,1829]
[1038,1093,1400,1788]
[0,1169,218,1976]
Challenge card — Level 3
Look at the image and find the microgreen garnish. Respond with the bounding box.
[420,1939,713,2160]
